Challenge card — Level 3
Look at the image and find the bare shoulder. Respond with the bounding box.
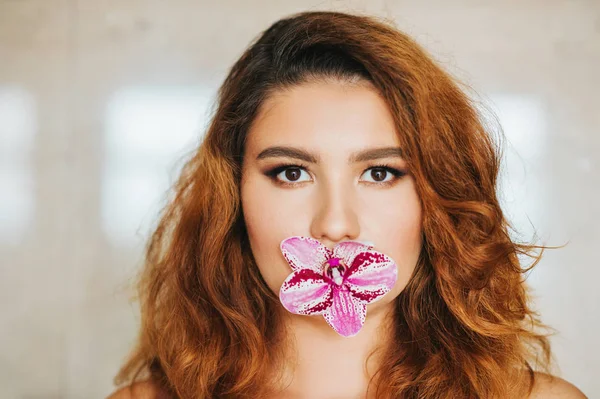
[529,372,587,398]
[106,380,162,399]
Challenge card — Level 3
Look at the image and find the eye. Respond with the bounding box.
[360,165,406,186]
[264,163,406,188]
[266,164,312,186]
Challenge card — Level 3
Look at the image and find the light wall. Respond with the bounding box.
[0,1,597,397]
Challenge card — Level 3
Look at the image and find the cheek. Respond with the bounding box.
[367,194,423,306]
[383,227,422,303]
[366,231,422,312]
[241,179,293,295]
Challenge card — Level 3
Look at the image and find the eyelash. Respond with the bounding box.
[264,162,407,188]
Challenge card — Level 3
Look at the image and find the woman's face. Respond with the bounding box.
[241,79,423,317]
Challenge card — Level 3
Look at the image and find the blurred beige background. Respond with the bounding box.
[0,0,598,398]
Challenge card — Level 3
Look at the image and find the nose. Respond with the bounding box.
[309,179,360,249]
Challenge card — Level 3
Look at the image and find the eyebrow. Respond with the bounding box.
[256,145,404,164]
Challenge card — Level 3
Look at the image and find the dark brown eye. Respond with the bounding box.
[264,164,311,186]
[360,165,406,186]
[265,163,405,188]
[370,168,387,182]
[284,168,302,182]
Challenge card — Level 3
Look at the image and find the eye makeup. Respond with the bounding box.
[263,162,407,188]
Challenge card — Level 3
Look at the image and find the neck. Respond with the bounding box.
[274,303,394,399]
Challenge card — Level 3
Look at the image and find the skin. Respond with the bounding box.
[240,79,423,398]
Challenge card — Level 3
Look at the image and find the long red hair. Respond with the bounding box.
[113,10,560,398]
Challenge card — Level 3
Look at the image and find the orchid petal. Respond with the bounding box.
[344,250,398,304]
[280,236,332,273]
[322,286,366,337]
[279,269,333,315]
[332,240,374,271]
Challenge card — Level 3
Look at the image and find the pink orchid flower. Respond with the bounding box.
[278,236,398,337]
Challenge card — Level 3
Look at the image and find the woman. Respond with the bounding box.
[108,10,587,398]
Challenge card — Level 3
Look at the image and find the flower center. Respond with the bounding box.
[324,257,346,285]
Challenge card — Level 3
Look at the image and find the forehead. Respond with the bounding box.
[246,80,400,153]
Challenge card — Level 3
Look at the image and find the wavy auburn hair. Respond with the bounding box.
[113,10,560,398]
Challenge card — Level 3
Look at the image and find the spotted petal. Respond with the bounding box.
[279,268,333,315]
[344,250,398,304]
[332,240,374,269]
[322,286,366,337]
[280,236,333,273]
